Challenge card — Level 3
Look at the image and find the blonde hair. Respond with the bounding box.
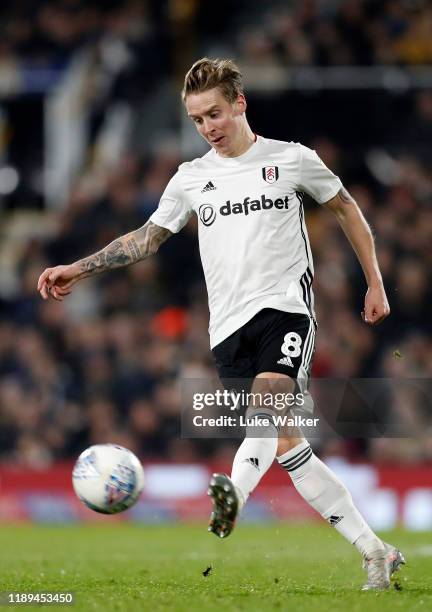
[182,57,243,103]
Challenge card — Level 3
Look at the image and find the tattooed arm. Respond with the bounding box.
[37,221,172,301]
[76,221,172,277]
[323,187,390,325]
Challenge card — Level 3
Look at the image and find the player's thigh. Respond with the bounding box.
[212,328,254,394]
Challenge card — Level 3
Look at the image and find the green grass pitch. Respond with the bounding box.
[0,523,430,611]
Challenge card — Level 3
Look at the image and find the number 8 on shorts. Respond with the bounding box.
[281,332,302,358]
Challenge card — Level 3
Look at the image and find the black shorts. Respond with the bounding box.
[212,309,316,391]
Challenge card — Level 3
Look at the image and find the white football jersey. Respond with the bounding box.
[150,136,342,348]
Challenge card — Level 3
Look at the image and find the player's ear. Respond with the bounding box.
[235,94,247,115]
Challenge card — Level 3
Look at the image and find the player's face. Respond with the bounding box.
[185,88,247,157]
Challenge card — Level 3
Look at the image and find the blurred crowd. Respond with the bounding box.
[2,0,432,72]
[231,0,432,68]
[0,0,431,468]
[0,0,171,75]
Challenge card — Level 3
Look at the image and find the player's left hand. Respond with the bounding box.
[362,285,390,325]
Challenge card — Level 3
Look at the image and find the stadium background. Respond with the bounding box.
[0,0,430,529]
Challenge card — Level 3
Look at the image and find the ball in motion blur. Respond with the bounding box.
[72,444,145,514]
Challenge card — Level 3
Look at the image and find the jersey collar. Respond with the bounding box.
[212,134,261,166]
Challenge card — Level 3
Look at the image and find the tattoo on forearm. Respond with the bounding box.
[339,187,355,204]
[134,222,172,257]
[77,221,172,277]
[126,238,141,261]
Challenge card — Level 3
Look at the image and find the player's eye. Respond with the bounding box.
[210,112,218,118]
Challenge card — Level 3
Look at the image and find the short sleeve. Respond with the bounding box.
[297,144,342,204]
[149,172,193,233]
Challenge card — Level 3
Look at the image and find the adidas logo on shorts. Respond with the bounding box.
[329,515,344,526]
[277,356,293,367]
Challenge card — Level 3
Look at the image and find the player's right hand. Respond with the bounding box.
[37,264,81,301]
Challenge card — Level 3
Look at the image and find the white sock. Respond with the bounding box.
[231,409,278,510]
[277,441,383,557]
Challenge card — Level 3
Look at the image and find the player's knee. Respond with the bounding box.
[277,436,305,455]
[248,372,296,416]
[251,372,295,403]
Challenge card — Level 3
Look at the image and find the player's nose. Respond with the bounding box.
[203,119,215,136]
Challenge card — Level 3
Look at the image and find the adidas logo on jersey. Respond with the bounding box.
[277,356,293,367]
[329,515,344,526]
[201,181,216,192]
[244,457,260,470]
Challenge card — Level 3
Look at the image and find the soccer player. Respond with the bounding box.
[38,58,404,590]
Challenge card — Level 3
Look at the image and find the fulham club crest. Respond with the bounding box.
[262,166,279,183]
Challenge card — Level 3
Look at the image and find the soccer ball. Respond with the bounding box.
[72,444,145,514]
